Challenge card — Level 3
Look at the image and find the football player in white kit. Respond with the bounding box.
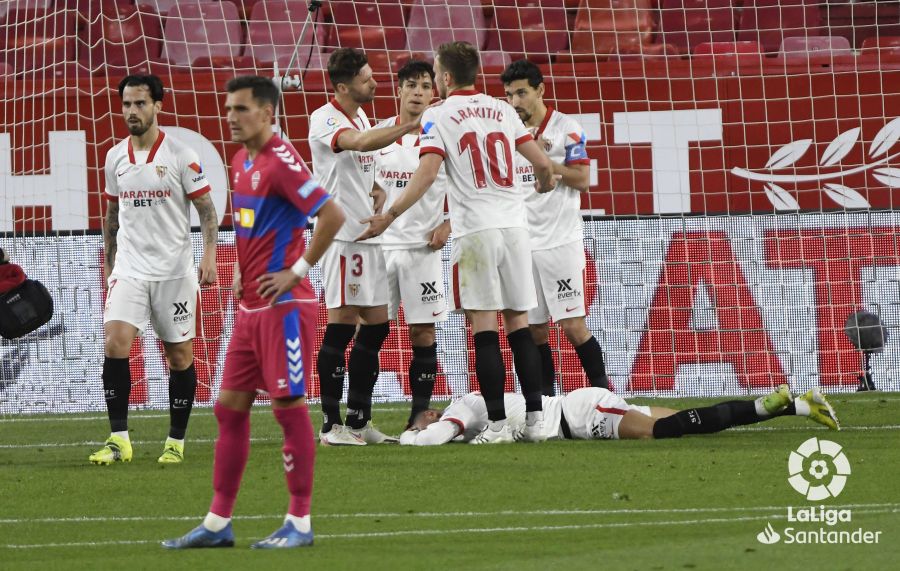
[373,60,451,428]
[501,59,608,396]
[357,42,558,444]
[400,385,840,445]
[91,75,219,465]
[309,48,419,445]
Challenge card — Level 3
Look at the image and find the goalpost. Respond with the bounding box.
[0,0,898,415]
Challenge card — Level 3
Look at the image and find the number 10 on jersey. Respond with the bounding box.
[458,131,514,189]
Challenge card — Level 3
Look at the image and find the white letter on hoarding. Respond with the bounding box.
[613,109,723,214]
[0,131,88,232]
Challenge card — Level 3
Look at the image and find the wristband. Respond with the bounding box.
[290,256,312,279]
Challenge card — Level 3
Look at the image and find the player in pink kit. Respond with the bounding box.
[358,42,558,444]
[163,76,345,549]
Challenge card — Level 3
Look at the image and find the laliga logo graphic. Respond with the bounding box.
[756,523,781,545]
[787,437,851,501]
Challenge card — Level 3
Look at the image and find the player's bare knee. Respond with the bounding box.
[359,304,389,325]
[408,324,435,347]
[328,306,360,325]
[103,326,136,358]
[559,317,591,346]
[501,310,528,333]
[164,341,194,371]
[529,323,550,345]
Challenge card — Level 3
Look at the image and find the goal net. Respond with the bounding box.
[1,0,899,414]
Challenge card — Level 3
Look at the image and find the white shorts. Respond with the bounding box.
[449,227,536,312]
[529,240,587,324]
[104,273,199,343]
[320,240,388,309]
[562,387,652,440]
[384,246,448,323]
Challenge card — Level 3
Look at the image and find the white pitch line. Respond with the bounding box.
[731,424,900,432]
[0,406,409,424]
[1,503,896,525]
[3,423,899,449]
[4,507,898,549]
[2,395,898,424]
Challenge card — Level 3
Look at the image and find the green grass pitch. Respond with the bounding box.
[1,392,898,570]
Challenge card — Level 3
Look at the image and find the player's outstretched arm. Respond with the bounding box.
[518,139,559,193]
[192,193,219,285]
[256,199,346,305]
[102,200,119,281]
[356,153,442,241]
[399,420,461,446]
[337,121,419,153]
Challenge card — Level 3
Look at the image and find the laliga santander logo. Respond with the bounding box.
[787,437,851,501]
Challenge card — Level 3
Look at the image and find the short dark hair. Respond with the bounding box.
[327,48,369,87]
[397,59,435,85]
[225,75,280,110]
[118,74,164,102]
[500,59,543,88]
[436,41,479,87]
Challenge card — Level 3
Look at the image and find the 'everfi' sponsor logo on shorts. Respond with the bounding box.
[420,282,443,303]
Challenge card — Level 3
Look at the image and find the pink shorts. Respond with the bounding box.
[220,300,317,399]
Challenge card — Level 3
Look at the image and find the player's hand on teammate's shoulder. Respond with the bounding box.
[232,261,242,300]
[427,220,451,251]
[256,269,301,306]
[198,250,217,285]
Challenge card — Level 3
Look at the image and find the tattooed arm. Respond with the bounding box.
[103,200,119,282]
[192,192,219,285]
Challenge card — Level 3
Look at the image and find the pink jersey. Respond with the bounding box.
[231,135,331,310]
[418,90,533,237]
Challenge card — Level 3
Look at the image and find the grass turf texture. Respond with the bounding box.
[0,392,897,570]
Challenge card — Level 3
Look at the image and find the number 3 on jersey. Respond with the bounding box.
[458,131,514,189]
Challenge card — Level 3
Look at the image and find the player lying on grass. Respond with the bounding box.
[399,385,839,445]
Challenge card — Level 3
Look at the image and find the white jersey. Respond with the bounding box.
[374,116,447,249]
[399,388,650,445]
[308,98,376,242]
[419,90,533,237]
[517,108,589,250]
[103,130,211,281]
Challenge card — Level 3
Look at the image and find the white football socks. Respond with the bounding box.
[285,514,311,533]
[203,512,231,532]
[526,411,544,426]
[112,430,130,442]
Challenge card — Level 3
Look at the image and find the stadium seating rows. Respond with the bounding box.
[1,0,899,76]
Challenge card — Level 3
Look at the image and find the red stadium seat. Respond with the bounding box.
[0,0,52,18]
[823,1,900,49]
[136,0,182,18]
[1,7,75,75]
[405,0,489,55]
[484,0,569,63]
[860,36,900,65]
[657,0,737,53]
[332,0,408,51]
[246,0,330,71]
[780,35,852,59]
[738,0,821,53]
[161,1,247,68]
[77,3,163,75]
[568,0,655,56]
